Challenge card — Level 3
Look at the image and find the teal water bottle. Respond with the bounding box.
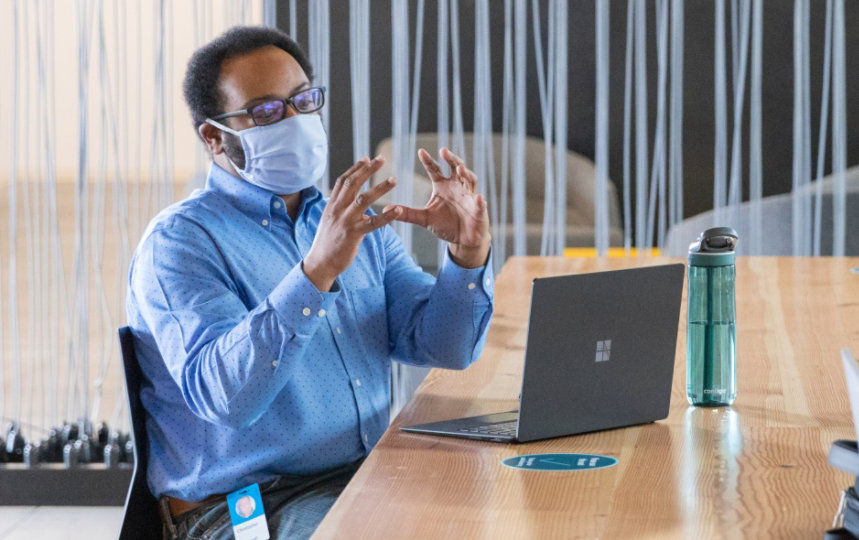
[686,227,738,406]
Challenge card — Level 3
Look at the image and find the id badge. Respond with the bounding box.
[226,483,269,540]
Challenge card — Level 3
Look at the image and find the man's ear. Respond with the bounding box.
[198,122,225,155]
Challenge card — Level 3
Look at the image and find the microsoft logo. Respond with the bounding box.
[595,340,612,362]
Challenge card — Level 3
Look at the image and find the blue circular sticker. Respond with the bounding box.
[501,453,618,471]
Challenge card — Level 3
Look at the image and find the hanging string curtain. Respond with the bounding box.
[308,0,331,194]
[0,0,264,452]
[748,0,763,254]
[0,0,855,458]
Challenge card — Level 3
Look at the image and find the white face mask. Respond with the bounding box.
[205,114,328,194]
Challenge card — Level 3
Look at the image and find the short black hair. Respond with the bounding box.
[182,25,314,133]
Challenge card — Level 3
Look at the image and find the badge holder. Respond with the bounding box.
[826,440,859,539]
[226,483,270,540]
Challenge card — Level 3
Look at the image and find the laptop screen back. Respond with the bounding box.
[516,264,685,442]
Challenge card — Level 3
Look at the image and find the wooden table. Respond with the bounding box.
[315,257,859,539]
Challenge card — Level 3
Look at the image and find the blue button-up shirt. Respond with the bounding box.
[126,163,494,500]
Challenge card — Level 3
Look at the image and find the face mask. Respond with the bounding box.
[205,114,328,194]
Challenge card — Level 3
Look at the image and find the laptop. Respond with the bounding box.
[841,349,859,440]
[402,263,685,443]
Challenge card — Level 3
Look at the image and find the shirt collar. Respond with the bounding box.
[205,162,322,223]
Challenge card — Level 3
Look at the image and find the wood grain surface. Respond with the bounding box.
[314,256,859,539]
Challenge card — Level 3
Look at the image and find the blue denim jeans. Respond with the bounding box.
[161,460,362,540]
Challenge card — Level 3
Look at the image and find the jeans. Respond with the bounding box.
[161,460,362,540]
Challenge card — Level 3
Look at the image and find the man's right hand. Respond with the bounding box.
[302,156,400,291]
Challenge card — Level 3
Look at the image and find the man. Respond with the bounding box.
[126,25,493,539]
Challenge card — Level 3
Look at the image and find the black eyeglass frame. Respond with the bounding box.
[211,86,326,126]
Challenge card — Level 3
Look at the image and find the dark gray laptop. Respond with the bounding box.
[401,263,685,443]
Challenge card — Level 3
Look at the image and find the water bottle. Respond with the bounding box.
[686,227,738,406]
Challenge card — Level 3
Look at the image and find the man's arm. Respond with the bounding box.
[130,217,338,429]
[382,225,494,370]
[131,157,401,429]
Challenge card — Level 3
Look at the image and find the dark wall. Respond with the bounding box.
[278,1,858,226]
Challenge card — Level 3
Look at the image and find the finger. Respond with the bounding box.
[338,155,385,206]
[383,204,429,228]
[361,205,402,233]
[440,147,466,172]
[417,148,446,182]
[331,158,370,201]
[457,164,478,192]
[352,176,397,213]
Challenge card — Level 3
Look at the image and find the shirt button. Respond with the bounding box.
[261,219,269,226]
[272,360,278,368]
[467,282,476,290]
[355,379,362,387]
[302,307,311,316]
[273,201,281,208]
[336,327,342,334]
[363,433,369,442]
[485,278,491,287]
[318,309,326,317]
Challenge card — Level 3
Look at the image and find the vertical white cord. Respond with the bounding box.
[289,0,298,40]
[595,0,610,255]
[6,0,21,427]
[727,0,751,211]
[831,0,846,256]
[263,0,276,28]
[748,0,763,254]
[308,0,331,193]
[391,0,412,255]
[813,0,833,256]
[713,0,728,222]
[349,0,370,161]
[645,0,668,250]
[406,0,425,220]
[498,0,514,268]
[622,0,634,253]
[437,0,449,165]
[473,0,496,248]
[553,0,567,256]
[449,0,465,160]
[72,0,92,429]
[669,0,684,232]
[436,0,450,267]
[634,0,648,250]
[531,0,555,256]
[792,0,811,256]
[512,0,527,256]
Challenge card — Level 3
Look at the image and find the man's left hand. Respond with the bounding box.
[384,148,491,269]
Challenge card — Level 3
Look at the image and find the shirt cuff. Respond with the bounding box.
[268,264,340,338]
[435,247,494,302]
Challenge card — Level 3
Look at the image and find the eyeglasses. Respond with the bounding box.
[212,86,326,126]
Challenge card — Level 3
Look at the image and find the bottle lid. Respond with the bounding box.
[688,227,738,266]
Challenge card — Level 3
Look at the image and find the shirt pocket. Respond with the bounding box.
[346,285,389,359]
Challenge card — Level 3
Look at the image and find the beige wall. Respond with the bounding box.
[0,0,262,185]
[0,0,263,438]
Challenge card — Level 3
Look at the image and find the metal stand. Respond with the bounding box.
[826,440,859,539]
[0,463,132,506]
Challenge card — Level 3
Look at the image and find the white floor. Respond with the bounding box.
[0,506,124,539]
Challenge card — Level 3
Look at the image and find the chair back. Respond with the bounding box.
[118,326,162,540]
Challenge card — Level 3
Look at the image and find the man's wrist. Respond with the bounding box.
[448,241,491,269]
[301,258,337,292]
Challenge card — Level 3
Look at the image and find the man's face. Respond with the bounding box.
[216,45,311,169]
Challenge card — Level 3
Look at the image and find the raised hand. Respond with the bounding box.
[303,156,400,291]
[384,148,491,268]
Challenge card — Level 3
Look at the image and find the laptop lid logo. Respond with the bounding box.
[595,340,612,362]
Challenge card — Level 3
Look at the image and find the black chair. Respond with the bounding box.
[118,326,162,539]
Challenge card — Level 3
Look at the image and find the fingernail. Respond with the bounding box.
[374,154,383,161]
